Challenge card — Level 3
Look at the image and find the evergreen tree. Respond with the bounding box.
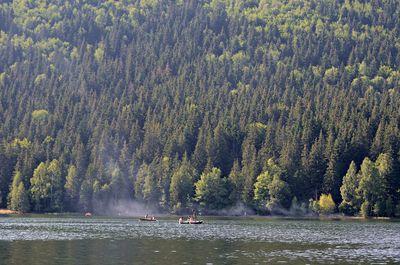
[339,161,361,215]
[303,133,326,200]
[241,135,259,204]
[0,0,398,214]
[227,159,243,204]
[8,170,30,212]
[64,165,80,210]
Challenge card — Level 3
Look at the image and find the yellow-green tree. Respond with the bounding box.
[339,161,361,215]
[357,157,386,217]
[30,160,63,212]
[195,167,229,210]
[169,154,197,211]
[254,159,291,212]
[318,193,336,214]
[8,170,30,212]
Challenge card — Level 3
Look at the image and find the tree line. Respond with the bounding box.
[0,0,399,217]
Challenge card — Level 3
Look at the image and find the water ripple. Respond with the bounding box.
[0,217,399,263]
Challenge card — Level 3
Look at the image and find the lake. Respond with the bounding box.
[0,216,399,264]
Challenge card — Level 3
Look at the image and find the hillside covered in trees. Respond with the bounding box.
[0,0,399,217]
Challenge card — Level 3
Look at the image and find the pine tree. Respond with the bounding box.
[8,170,30,212]
[241,135,259,204]
[227,159,242,204]
[303,133,326,199]
[339,161,361,215]
[64,165,80,210]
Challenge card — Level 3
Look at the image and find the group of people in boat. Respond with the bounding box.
[142,209,200,223]
[178,209,198,224]
[144,214,156,220]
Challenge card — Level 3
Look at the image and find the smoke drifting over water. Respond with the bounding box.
[92,200,315,218]
[94,200,160,217]
[200,203,255,216]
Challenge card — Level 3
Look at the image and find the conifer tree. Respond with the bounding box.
[227,159,243,204]
[64,165,80,210]
[8,170,29,212]
[339,161,361,215]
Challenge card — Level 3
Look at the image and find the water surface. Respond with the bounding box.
[0,216,399,264]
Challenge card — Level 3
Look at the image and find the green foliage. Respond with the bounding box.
[395,203,400,217]
[357,157,386,215]
[254,159,291,212]
[385,197,394,217]
[64,165,80,209]
[339,161,361,213]
[31,109,49,121]
[324,67,339,85]
[94,43,105,63]
[340,154,394,217]
[360,200,371,218]
[309,199,319,214]
[267,175,291,211]
[8,170,30,212]
[79,179,93,212]
[253,171,273,209]
[0,0,398,215]
[110,167,130,201]
[30,160,63,212]
[134,163,148,201]
[195,167,230,210]
[169,155,197,210]
[227,159,242,204]
[34,74,46,85]
[318,194,336,215]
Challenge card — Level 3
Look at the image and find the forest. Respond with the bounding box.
[0,0,399,217]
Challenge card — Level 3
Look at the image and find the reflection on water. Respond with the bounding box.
[0,217,399,264]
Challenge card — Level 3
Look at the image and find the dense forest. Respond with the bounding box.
[0,0,399,217]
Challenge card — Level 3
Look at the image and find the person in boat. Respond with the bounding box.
[145,214,148,219]
[151,216,155,220]
[192,209,197,220]
[189,216,193,223]
[179,217,183,224]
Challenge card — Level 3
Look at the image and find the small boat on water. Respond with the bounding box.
[139,217,157,221]
[179,217,203,224]
[179,220,203,224]
[139,215,157,221]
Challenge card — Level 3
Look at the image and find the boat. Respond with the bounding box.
[139,217,157,221]
[179,220,203,224]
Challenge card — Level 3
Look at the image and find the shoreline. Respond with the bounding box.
[0,209,19,215]
[1,209,398,221]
